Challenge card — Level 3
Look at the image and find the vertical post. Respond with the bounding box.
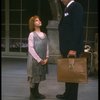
[85,0,89,43]
[5,0,10,53]
[37,0,41,16]
[46,20,61,63]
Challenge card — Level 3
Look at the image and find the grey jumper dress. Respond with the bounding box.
[27,32,48,86]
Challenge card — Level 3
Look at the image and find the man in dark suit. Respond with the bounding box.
[56,0,84,100]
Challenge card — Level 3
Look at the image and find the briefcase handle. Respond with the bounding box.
[67,55,76,69]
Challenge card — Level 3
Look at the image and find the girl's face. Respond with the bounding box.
[34,18,42,27]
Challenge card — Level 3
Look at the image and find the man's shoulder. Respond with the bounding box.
[69,2,83,12]
[72,2,83,8]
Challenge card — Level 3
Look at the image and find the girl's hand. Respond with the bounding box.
[39,58,48,65]
[43,58,48,64]
[39,60,45,65]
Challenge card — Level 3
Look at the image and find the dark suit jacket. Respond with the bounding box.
[58,2,84,56]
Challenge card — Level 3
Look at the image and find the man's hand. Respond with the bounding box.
[68,50,77,56]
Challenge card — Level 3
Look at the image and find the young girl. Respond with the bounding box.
[27,15,49,99]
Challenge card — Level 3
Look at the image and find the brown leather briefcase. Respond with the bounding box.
[57,57,88,83]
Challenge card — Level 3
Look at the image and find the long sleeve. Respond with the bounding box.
[46,42,49,58]
[28,32,42,63]
[70,3,83,50]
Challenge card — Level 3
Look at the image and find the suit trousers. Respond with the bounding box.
[65,82,78,100]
